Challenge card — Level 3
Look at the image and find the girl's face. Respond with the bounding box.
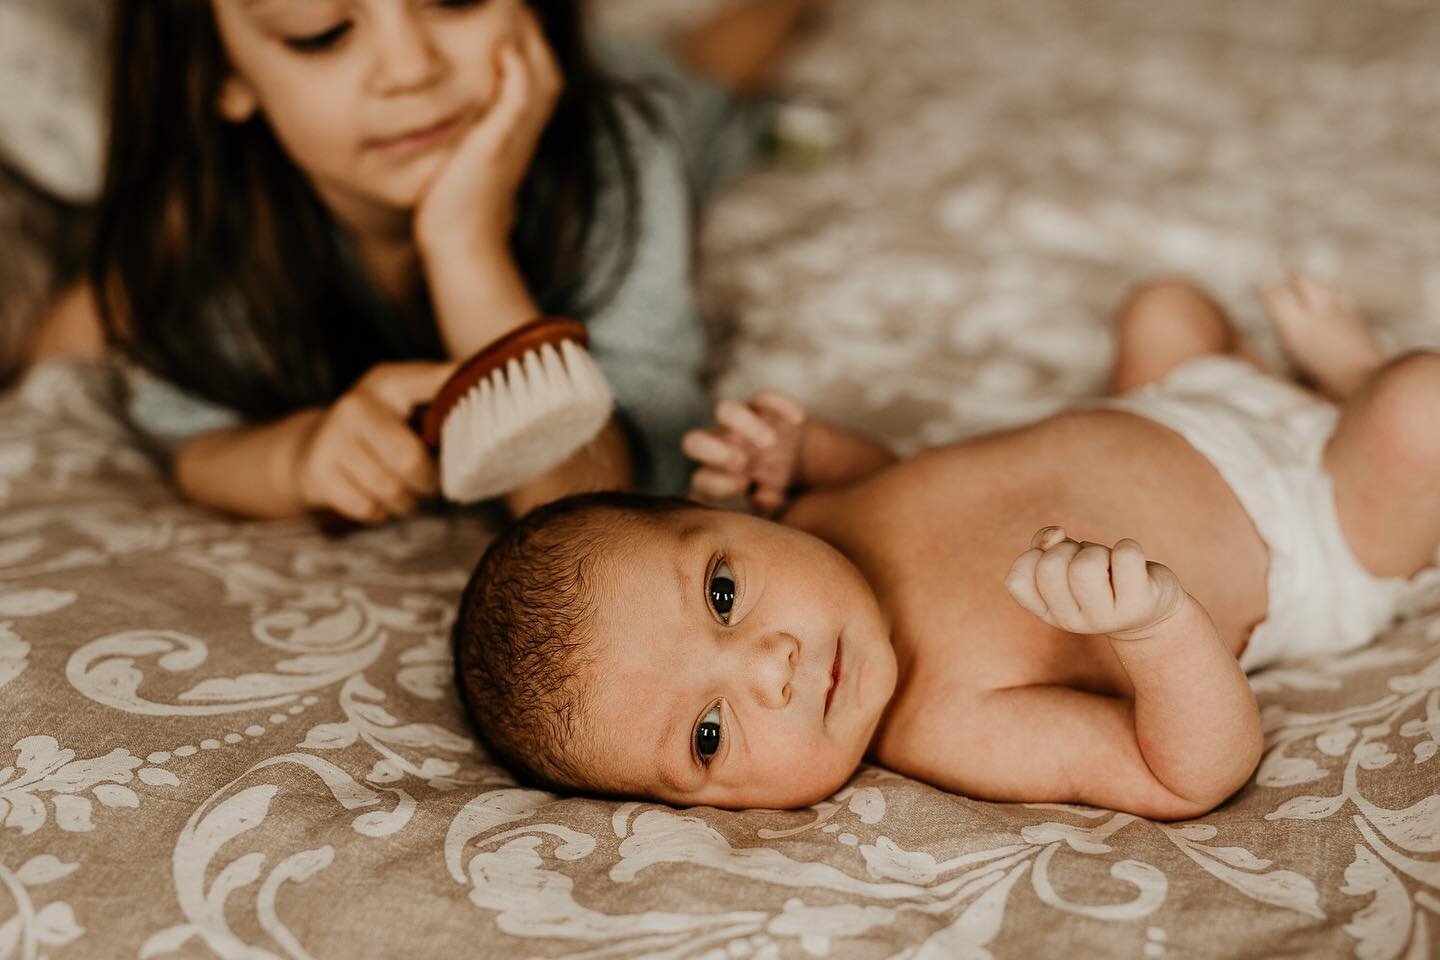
[582,509,899,810]
[210,0,524,227]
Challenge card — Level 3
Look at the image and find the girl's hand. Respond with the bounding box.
[683,390,807,512]
[414,6,562,256]
[295,361,457,524]
[1004,527,1188,640]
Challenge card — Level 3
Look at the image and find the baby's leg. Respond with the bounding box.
[1108,280,1244,394]
[1262,273,1385,401]
[1325,351,1440,577]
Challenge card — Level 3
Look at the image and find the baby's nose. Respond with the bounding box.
[743,631,798,709]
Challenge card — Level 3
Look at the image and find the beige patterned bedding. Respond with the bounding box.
[4,0,1440,957]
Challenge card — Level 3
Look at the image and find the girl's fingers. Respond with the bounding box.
[516,6,563,101]
[360,361,458,415]
[715,400,778,448]
[325,468,387,524]
[348,389,438,496]
[689,467,748,501]
[339,451,416,519]
[485,42,531,144]
[682,429,746,471]
[360,426,437,498]
[749,390,806,425]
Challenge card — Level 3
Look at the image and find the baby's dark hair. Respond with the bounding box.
[453,490,696,793]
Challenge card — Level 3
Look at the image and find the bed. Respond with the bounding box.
[3,0,1439,956]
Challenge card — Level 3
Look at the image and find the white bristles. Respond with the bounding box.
[438,340,614,503]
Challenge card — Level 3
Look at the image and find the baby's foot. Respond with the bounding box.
[1261,272,1383,400]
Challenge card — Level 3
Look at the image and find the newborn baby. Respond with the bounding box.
[454,275,1434,819]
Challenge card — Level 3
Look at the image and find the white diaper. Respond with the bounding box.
[1095,355,1409,672]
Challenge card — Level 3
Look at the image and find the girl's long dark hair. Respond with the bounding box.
[92,1,647,421]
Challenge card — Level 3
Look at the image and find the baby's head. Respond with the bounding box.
[454,491,898,809]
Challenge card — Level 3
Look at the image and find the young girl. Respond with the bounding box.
[30,0,819,523]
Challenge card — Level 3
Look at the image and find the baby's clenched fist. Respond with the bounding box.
[1004,526,1187,640]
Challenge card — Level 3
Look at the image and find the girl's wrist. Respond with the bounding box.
[414,198,514,260]
[423,242,541,357]
[273,409,326,511]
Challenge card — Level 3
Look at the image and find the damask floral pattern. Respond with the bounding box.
[3,0,1440,956]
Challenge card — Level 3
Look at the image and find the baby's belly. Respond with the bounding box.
[833,410,1271,697]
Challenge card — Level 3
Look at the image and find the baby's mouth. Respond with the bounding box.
[824,637,843,718]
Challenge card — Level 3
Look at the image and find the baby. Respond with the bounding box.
[453,275,1436,820]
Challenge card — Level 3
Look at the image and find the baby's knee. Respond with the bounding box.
[1355,351,1440,469]
[1115,278,1232,350]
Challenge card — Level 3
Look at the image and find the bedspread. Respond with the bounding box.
[3,0,1440,956]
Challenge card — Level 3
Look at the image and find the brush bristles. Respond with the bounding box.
[438,340,614,503]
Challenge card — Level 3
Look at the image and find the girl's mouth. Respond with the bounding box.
[824,637,843,718]
[368,115,462,153]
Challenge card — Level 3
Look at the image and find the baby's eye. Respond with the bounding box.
[694,703,723,765]
[708,559,736,623]
[284,22,352,53]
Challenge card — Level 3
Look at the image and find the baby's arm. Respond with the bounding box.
[984,527,1263,818]
[683,390,895,511]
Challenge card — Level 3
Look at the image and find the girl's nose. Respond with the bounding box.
[369,9,444,95]
[741,631,798,709]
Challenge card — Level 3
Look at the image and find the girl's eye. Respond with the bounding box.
[694,703,723,765]
[435,0,486,8]
[708,560,736,622]
[284,23,351,53]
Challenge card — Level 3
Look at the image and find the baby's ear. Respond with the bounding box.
[217,74,259,123]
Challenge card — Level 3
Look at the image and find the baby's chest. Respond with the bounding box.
[886,569,1134,696]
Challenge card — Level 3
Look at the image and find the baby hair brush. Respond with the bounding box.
[317,315,611,534]
[417,315,613,503]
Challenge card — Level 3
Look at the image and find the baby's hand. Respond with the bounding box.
[683,390,807,513]
[1004,527,1187,640]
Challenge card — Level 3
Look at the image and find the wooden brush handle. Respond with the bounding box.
[315,315,588,536]
[415,315,588,448]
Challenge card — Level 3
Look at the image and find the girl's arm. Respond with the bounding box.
[174,363,454,523]
[176,368,632,522]
[410,11,637,503]
[413,7,562,357]
[173,411,324,520]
